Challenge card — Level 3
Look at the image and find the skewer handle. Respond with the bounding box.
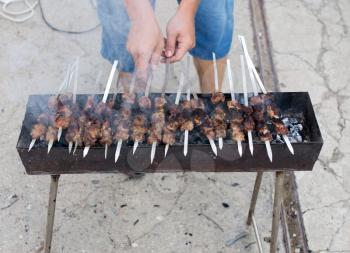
[175,71,185,105]
[145,71,153,98]
[212,52,219,92]
[73,57,79,104]
[103,60,118,103]
[227,59,235,101]
[240,55,249,106]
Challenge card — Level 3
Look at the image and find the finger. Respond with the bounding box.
[165,33,177,58]
[134,52,152,81]
[150,39,164,69]
[168,42,189,63]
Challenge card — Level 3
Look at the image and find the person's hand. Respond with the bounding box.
[125,0,164,79]
[165,7,196,62]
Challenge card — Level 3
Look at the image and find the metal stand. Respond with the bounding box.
[270,171,284,253]
[44,175,60,253]
[247,171,285,253]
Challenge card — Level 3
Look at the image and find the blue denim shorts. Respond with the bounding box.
[97,0,234,72]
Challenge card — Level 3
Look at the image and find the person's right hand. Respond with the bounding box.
[126,2,164,80]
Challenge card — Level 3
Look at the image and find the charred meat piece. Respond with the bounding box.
[249,95,264,106]
[272,118,289,135]
[65,121,83,146]
[215,125,226,138]
[132,114,147,142]
[138,96,151,109]
[266,104,280,119]
[164,121,179,132]
[162,128,176,145]
[243,116,255,131]
[257,123,273,141]
[55,105,72,129]
[227,100,242,111]
[241,105,253,115]
[253,110,265,122]
[117,108,131,121]
[211,92,225,104]
[193,109,206,126]
[122,92,136,105]
[45,126,57,142]
[83,120,101,146]
[190,98,205,110]
[231,124,245,142]
[31,124,46,139]
[151,111,165,125]
[230,111,244,124]
[201,116,215,139]
[181,100,191,110]
[100,121,113,146]
[155,97,167,110]
[147,131,162,144]
[115,120,130,140]
[96,101,113,118]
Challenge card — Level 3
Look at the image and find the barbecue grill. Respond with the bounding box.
[17,92,322,175]
[16,36,323,253]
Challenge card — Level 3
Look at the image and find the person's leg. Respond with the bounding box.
[97,0,156,92]
[190,0,234,93]
[193,57,227,93]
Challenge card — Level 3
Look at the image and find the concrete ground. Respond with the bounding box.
[265,0,350,251]
[0,0,349,252]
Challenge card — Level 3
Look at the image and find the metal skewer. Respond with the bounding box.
[240,35,293,156]
[184,56,191,156]
[48,139,54,154]
[240,55,253,156]
[68,141,73,154]
[114,139,122,163]
[227,58,243,157]
[28,139,36,152]
[162,62,171,158]
[242,53,272,162]
[84,61,118,158]
[212,52,224,150]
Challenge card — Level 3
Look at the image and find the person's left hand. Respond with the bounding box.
[164,8,196,62]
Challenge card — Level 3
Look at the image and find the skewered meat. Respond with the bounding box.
[83,120,101,146]
[45,126,57,142]
[253,110,264,122]
[138,96,151,109]
[122,92,136,105]
[230,111,244,124]
[100,121,113,145]
[190,98,205,110]
[31,124,46,139]
[211,92,225,104]
[201,116,215,139]
[132,114,147,142]
[162,128,176,145]
[257,124,272,141]
[117,108,131,121]
[266,105,279,119]
[193,109,206,126]
[231,124,245,142]
[243,116,255,131]
[227,100,242,111]
[155,97,167,110]
[115,120,130,140]
[55,105,72,129]
[96,100,113,118]
[249,95,264,106]
[241,105,253,115]
[151,111,165,124]
[272,118,289,135]
[181,100,191,110]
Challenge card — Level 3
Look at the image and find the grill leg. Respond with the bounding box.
[247,172,263,225]
[44,175,60,253]
[270,172,284,253]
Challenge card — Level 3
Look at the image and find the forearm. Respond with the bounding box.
[177,0,201,17]
[124,0,155,22]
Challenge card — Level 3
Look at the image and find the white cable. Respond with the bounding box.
[0,0,37,23]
